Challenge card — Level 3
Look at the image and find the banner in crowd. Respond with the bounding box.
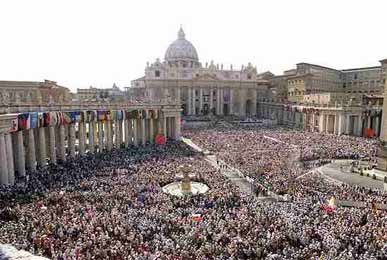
[155,134,165,145]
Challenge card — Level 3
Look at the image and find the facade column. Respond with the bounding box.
[79,122,86,155]
[38,127,46,167]
[0,134,8,185]
[118,120,123,148]
[319,114,324,132]
[89,122,95,153]
[15,131,25,177]
[133,119,138,146]
[176,87,181,104]
[220,88,224,115]
[187,87,192,115]
[345,115,351,135]
[357,115,363,136]
[141,119,146,146]
[375,116,380,136]
[48,126,57,164]
[5,134,15,185]
[334,114,339,135]
[216,88,220,115]
[163,117,167,139]
[209,88,214,114]
[124,119,130,147]
[106,120,112,151]
[229,88,234,115]
[58,125,66,162]
[199,88,203,115]
[69,124,76,157]
[149,119,154,144]
[192,88,196,115]
[175,115,181,141]
[27,129,36,171]
[98,121,104,152]
[367,116,371,128]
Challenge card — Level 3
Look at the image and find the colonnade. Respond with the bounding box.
[0,107,182,186]
[258,102,382,137]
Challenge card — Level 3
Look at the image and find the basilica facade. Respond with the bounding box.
[129,28,269,117]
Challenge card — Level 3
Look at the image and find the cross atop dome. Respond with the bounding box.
[178,26,185,39]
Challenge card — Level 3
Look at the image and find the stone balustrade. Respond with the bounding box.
[0,104,182,185]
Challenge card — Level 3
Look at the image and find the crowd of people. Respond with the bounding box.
[0,124,386,259]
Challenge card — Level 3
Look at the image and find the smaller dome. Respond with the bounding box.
[165,28,199,63]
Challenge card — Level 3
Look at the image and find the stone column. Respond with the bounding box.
[199,88,203,115]
[357,115,363,136]
[69,124,76,157]
[192,88,196,115]
[345,115,351,135]
[163,117,167,139]
[375,116,380,136]
[38,127,46,167]
[209,88,214,114]
[5,134,14,185]
[229,88,234,115]
[58,125,66,161]
[15,131,25,177]
[106,120,112,151]
[89,122,95,153]
[27,129,36,171]
[175,116,181,141]
[98,121,104,152]
[367,116,371,128]
[187,87,192,115]
[133,119,138,146]
[220,88,224,115]
[129,119,134,145]
[334,114,339,135]
[176,87,181,104]
[78,122,86,155]
[141,119,146,145]
[319,114,324,132]
[149,119,154,144]
[48,126,57,164]
[0,134,8,185]
[124,119,130,147]
[118,120,123,148]
[251,90,257,116]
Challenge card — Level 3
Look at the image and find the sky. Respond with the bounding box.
[0,0,386,92]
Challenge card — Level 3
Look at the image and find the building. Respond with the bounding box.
[76,83,125,102]
[282,62,386,103]
[128,27,269,117]
[0,80,72,107]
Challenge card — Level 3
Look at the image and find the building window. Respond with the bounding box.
[247,74,252,80]
[354,73,357,80]
[155,70,160,77]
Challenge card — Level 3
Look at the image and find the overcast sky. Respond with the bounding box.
[1,0,386,92]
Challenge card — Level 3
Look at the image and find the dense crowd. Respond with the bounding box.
[0,124,386,259]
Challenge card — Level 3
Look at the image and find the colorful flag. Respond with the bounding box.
[17,113,29,130]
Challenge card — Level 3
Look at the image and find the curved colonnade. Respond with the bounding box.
[0,104,182,185]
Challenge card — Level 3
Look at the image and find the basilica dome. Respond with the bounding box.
[164,28,199,63]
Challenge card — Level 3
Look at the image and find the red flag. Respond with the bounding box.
[155,134,165,145]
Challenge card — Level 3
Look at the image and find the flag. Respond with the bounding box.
[18,113,29,130]
[43,112,50,127]
[29,112,38,128]
[63,112,72,124]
